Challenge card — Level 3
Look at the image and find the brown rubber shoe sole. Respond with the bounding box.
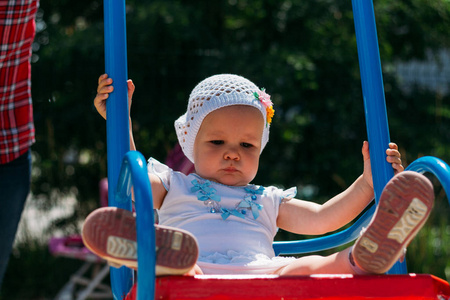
[353,171,434,274]
[82,207,199,276]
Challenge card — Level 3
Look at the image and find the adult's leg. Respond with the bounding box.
[0,150,32,287]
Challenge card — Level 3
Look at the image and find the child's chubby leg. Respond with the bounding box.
[276,249,354,275]
[82,207,199,276]
[277,171,434,276]
[186,264,204,276]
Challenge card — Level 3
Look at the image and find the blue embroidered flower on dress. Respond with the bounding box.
[221,186,265,220]
[190,179,264,220]
[237,199,263,219]
[191,180,221,201]
[244,186,265,197]
[237,186,264,219]
[221,208,245,220]
[191,179,221,213]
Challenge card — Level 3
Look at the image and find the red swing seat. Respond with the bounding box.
[123,274,450,300]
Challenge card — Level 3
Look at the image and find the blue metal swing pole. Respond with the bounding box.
[351,0,405,274]
[104,0,134,298]
[116,152,156,300]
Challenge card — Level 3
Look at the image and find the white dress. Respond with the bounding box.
[148,158,297,274]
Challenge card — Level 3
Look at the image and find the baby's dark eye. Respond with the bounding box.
[241,142,253,148]
[210,140,224,145]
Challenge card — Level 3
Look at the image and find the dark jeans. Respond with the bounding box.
[0,150,31,288]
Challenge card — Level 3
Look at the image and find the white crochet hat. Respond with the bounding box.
[175,74,273,163]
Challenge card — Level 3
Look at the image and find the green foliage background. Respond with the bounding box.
[2,0,450,298]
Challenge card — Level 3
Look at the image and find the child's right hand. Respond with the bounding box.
[94,74,135,120]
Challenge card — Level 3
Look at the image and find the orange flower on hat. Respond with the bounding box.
[266,106,275,125]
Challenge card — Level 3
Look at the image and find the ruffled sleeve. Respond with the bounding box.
[256,185,297,235]
[280,187,297,201]
[147,157,173,191]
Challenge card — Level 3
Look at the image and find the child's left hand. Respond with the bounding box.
[362,141,404,188]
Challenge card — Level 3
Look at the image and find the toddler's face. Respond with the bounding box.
[193,105,264,186]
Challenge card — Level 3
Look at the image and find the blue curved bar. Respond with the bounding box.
[407,156,450,205]
[103,0,133,297]
[116,151,156,300]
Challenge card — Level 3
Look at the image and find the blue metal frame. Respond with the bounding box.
[407,156,450,200]
[351,0,405,274]
[352,0,394,203]
[102,0,450,298]
[116,152,156,300]
[103,0,133,298]
[273,156,450,256]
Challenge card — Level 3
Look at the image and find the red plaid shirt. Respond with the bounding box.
[0,0,37,164]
